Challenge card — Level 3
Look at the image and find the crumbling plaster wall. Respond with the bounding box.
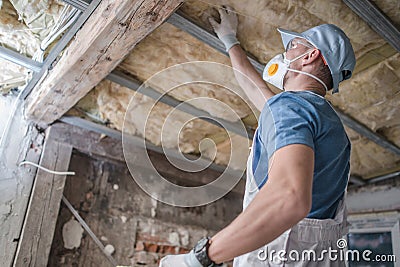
[0,97,43,266]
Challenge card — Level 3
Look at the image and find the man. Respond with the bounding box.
[160,6,355,267]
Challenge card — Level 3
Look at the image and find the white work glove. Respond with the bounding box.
[208,6,240,52]
[159,250,203,267]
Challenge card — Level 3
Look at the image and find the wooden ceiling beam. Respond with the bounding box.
[55,117,246,195]
[25,0,183,124]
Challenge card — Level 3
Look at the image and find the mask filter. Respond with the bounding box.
[263,53,288,90]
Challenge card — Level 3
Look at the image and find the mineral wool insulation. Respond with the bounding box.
[74,0,400,178]
[0,0,64,93]
[74,79,252,171]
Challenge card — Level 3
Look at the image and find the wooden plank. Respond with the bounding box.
[50,122,245,195]
[25,0,183,124]
[13,127,73,267]
[58,116,234,175]
[49,121,133,162]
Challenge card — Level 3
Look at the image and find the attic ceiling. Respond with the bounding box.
[1,0,399,184]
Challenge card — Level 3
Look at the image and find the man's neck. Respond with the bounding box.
[284,78,327,97]
[285,87,326,96]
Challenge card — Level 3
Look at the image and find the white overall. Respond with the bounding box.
[233,146,349,267]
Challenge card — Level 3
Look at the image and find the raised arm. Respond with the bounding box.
[209,6,275,111]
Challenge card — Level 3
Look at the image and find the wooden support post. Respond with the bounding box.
[25,0,183,124]
[13,127,73,267]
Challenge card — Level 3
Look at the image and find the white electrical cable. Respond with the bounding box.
[19,161,75,175]
[33,5,81,62]
[41,8,81,49]
[42,12,80,48]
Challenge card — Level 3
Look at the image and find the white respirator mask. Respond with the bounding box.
[263,51,328,91]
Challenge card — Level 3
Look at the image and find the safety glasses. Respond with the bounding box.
[286,39,314,52]
[285,39,328,65]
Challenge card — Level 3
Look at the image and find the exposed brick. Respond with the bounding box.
[147,244,158,253]
[179,247,190,254]
[137,233,168,243]
[164,245,176,255]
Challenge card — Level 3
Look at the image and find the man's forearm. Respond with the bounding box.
[207,181,308,263]
[207,144,314,263]
[228,45,275,111]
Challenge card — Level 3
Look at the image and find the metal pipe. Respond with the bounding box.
[343,0,400,53]
[167,12,264,74]
[349,175,366,186]
[366,170,400,184]
[107,70,254,139]
[0,46,42,72]
[62,195,118,266]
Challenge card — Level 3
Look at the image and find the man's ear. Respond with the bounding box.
[302,49,320,65]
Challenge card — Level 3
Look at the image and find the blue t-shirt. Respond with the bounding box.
[252,91,350,219]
